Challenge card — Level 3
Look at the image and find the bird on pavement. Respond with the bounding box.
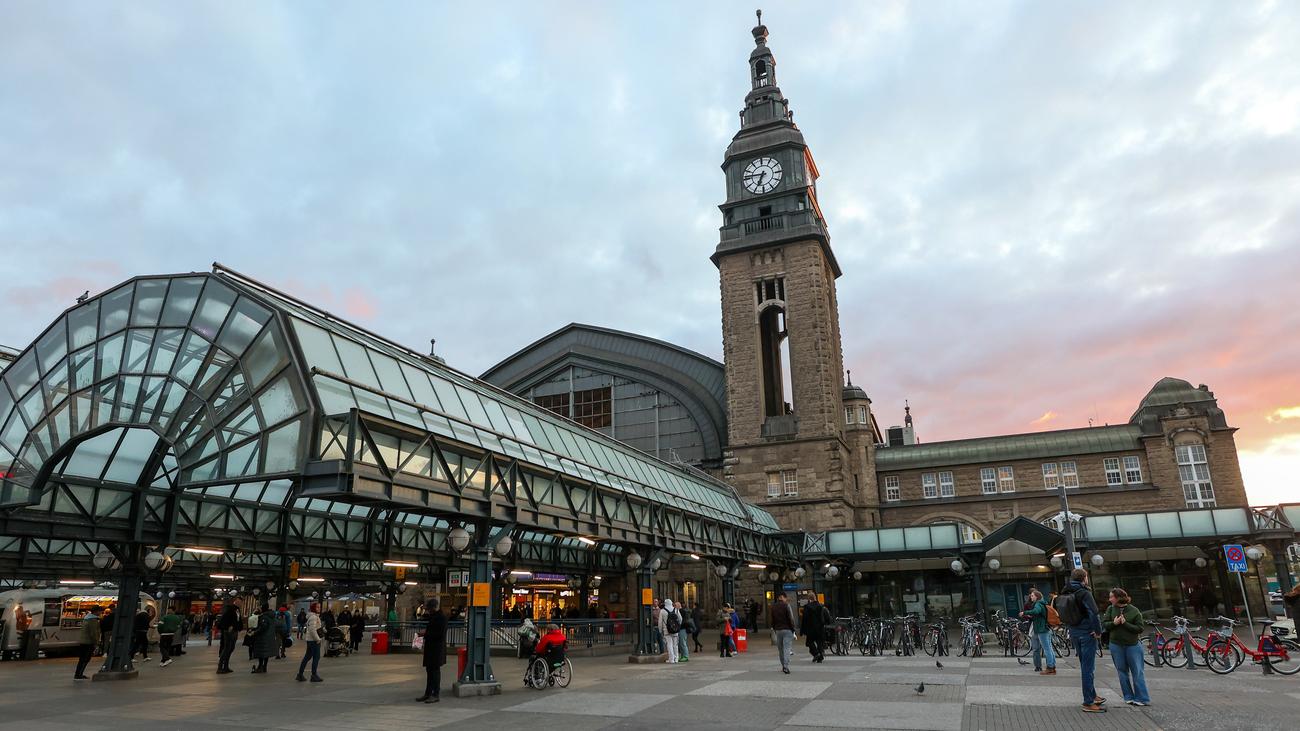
[1017,658,1030,666]
[935,660,944,669]
[914,682,925,694]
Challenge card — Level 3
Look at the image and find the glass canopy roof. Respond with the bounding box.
[0,268,779,540]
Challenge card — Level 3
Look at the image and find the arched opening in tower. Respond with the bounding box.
[759,306,793,417]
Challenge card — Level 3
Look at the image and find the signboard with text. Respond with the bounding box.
[1224,544,1248,573]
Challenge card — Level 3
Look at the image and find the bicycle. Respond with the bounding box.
[1202,617,1300,675]
[1049,625,1072,657]
[957,615,984,657]
[1154,616,1238,669]
[990,610,1031,658]
[922,616,949,657]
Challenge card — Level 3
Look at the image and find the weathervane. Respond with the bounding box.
[756,9,762,25]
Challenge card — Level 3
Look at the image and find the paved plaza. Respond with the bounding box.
[0,639,1293,730]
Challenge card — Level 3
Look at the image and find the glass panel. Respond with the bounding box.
[827,532,853,553]
[160,277,204,327]
[1114,514,1150,540]
[224,440,260,478]
[98,283,134,335]
[428,376,468,419]
[122,329,155,374]
[257,375,301,427]
[191,280,237,341]
[130,279,168,326]
[170,332,210,386]
[243,327,286,389]
[194,348,234,398]
[69,345,95,391]
[63,428,121,478]
[930,524,960,548]
[1083,515,1117,541]
[216,296,271,356]
[1147,512,1182,539]
[878,528,905,551]
[1210,508,1248,534]
[0,412,27,454]
[313,376,357,415]
[102,428,159,484]
[68,300,100,350]
[17,387,44,429]
[210,368,248,417]
[1178,510,1215,536]
[333,337,383,390]
[219,403,259,446]
[401,364,441,410]
[5,351,39,399]
[903,526,931,549]
[368,351,413,401]
[97,331,125,382]
[453,385,491,427]
[42,360,69,410]
[263,420,301,472]
[35,321,68,375]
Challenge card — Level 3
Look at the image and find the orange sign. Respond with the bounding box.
[394,566,406,581]
[288,561,300,580]
[641,588,654,605]
[471,582,491,607]
[817,593,826,605]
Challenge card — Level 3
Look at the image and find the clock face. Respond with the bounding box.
[742,156,783,194]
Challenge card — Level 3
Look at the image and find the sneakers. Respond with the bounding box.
[295,674,306,682]
[679,657,689,663]
[781,667,790,674]
[141,657,151,662]
[1130,701,1149,707]
[1094,697,1107,705]
[159,659,173,667]
[1081,703,1107,713]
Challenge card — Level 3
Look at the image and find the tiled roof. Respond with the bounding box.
[875,424,1143,471]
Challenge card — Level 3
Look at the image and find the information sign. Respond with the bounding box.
[1224,544,1248,573]
[1071,552,1083,570]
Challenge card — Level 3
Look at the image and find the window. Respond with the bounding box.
[767,472,780,498]
[782,469,798,496]
[938,471,955,497]
[1041,462,1059,489]
[884,475,900,502]
[1061,461,1078,488]
[858,406,868,424]
[1123,455,1142,484]
[921,472,938,499]
[572,386,611,429]
[845,408,853,425]
[998,466,1015,492]
[1175,445,1214,508]
[980,467,997,495]
[1103,458,1122,486]
[535,393,569,419]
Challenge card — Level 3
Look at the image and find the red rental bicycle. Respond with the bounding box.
[1202,616,1300,675]
[1156,616,1240,669]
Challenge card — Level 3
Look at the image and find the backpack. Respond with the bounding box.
[665,610,681,634]
[1052,588,1085,627]
[1045,603,1062,627]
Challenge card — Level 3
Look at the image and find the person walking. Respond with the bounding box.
[295,602,323,683]
[216,602,240,674]
[296,607,307,639]
[98,607,114,659]
[690,602,705,653]
[251,606,278,674]
[770,592,797,674]
[350,609,366,652]
[799,594,828,663]
[1058,568,1105,713]
[131,607,151,663]
[1020,588,1056,675]
[416,599,447,703]
[74,605,101,680]
[157,607,181,667]
[658,599,680,663]
[276,606,292,659]
[1102,588,1150,707]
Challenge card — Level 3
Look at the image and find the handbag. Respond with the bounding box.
[147,626,160,644]
[283,636,293,649]
[412,634,425,651]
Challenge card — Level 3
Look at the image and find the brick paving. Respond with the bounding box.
[0,639,1292,729]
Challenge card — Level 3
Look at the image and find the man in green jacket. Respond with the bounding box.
[1020,588,1056,674]
[158,609,182,667]
[75,606,102,680]
[1101,588,1150,706]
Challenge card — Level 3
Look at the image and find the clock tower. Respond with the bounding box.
[713,14,869,531]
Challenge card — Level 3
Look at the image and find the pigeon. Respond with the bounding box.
[914,682,925,694]
[1017,658,1030,666]
[935,660,944,669]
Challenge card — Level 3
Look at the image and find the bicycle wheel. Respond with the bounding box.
[1203,639,1239,674]
[1012,630,1031,658]
[528,657,549,689]
[922,629,938,657]
[1267,638,1300,675]
[1054,631,1072,657]
[1159,638,1189,668]
[555,658,573,687]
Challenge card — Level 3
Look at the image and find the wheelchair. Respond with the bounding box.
[524,640,572,690]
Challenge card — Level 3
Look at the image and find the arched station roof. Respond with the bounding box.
[0,266,780,575]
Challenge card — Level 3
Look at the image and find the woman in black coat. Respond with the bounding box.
[800,598,828,663]
[350,611,366,652]
[416,599,447,703]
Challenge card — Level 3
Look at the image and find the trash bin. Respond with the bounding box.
[456,646,468,678]
[370,631,389,654]
[21,631,40,661]
[735,628,748,653]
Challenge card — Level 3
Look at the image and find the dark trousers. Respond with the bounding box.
[255,656,269,672]
[218,630,237,670]
[131,631,149,658]
[158,634,174,662]
[75,643,94,677]
[297,641,321,678]
[424,665,441,698]
[691,629,702,651]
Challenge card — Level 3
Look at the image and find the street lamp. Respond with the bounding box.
[825,566,840,579]
[495,535,513,556]
[626,551,643,570]
[448,526,471,553]
[713,563,727,578]
[1091,554,1105,567]
[986,558,1001,572]
[144,551,166,571]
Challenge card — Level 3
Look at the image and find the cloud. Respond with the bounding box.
[1,1,1298,503]
[1032,411,1058,426]
[1266,407,1300,424]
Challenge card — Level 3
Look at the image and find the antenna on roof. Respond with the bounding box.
[429,338,446,365]
[756,8,762,25]
[845,369,852,386]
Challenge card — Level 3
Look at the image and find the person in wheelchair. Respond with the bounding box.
[525,624,570,688]
[532,623,566,664]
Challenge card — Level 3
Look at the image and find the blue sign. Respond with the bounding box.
[1071,552,1084,570]
[1224,544,1248,573]
[782,583,799,590]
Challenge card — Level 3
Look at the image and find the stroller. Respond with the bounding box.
[325,626,352,657]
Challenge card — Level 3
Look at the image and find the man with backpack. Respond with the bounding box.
[1054,568,1106,713]
[658,599,681,663]
[1020,588,1056,675]
[676,599,692,662]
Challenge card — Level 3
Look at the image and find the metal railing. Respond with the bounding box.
[385,618,635,652]
[743,214,785,234]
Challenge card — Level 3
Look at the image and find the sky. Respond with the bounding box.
[1,1,1298,505]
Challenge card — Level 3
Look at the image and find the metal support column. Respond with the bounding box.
[971,560,988,622]
[635,564,658,656]
[95,546,141,681]
[453,528,501,696]
[721,569,736,609]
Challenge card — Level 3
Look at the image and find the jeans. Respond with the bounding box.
[1109,642,1150,703]
[662,631,678,662]
[1032,631,1056,670]
[775,629,794,670]
[1071,630,1098,705]
[677,629,690,660]
[297,641,321,678]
